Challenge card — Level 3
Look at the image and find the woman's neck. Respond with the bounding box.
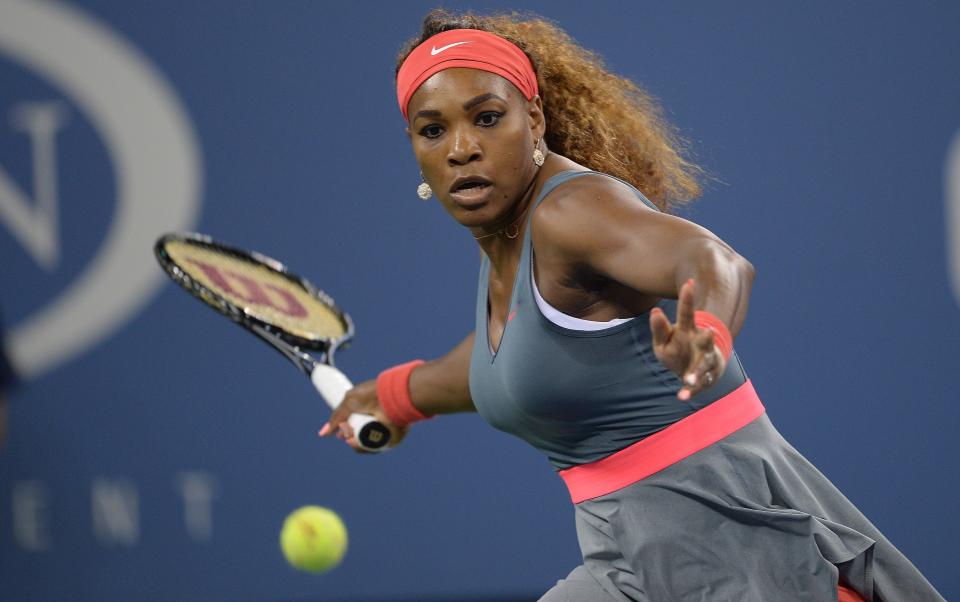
[474,171,540,270]
[474,151,560,267]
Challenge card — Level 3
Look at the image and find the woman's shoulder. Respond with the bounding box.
[537,153,652,204]
[533,165,657,242]
[530,177,657,272]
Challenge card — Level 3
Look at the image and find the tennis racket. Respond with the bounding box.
[154,232,391,451]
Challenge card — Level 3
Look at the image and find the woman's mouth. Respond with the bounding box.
[449,178,493,207]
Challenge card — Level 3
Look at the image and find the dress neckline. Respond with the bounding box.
[483,170,592,361]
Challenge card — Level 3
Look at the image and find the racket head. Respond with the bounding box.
[154,232,354,354]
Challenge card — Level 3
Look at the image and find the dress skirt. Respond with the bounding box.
[540,414,945,601]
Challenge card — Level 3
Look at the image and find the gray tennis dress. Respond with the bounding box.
[468,171,944,601]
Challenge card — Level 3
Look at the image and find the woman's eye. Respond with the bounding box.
[419,124,443,139]
[477,111,503,127]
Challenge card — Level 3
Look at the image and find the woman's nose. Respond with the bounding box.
[446,129,482,166]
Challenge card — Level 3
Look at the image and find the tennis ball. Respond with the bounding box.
[279,505,348,573]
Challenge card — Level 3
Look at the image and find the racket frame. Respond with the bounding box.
[154,232,390,450]
[154,232,355,366]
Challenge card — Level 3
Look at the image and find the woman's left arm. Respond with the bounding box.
[534,177,755,397]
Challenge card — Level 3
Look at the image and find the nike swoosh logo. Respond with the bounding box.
[431,41,471,55]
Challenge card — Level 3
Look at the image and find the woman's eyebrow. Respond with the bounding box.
[413,93,506,121]
[413,108,442,120]
[463,93,505,111]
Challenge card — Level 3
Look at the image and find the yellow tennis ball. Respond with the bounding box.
[279,506,348,573]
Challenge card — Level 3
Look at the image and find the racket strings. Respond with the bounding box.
[163,240,348,342]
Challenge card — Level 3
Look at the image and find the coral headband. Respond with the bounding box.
[396,29,538,121]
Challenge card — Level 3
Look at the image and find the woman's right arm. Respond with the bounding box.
[320,332,476,450]
[407,332,476,415]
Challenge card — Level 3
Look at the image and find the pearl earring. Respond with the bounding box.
[532,139,545,167]
[417,172,433,200]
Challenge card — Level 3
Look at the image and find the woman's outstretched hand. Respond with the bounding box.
[650,279,727,401]
[319,379,408,453]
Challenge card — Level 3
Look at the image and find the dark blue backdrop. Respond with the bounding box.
[1,1,958,600]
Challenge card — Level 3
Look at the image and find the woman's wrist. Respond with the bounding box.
[376,360,432,427]
[693,310,733,362]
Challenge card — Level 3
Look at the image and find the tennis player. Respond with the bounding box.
[323,10,945,601]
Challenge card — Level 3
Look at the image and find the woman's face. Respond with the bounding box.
[406,68,544,231]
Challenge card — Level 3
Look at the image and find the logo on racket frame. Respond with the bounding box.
[155,233,354,349]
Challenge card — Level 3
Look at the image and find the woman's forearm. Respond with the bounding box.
[408,332,476,416]
[674,238,755,337]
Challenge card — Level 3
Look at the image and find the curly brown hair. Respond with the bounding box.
[396,9,702,211]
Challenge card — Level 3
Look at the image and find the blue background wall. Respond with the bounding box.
[1,1,958,600]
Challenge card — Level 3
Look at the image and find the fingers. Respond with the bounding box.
[649,306,673,348]
[694,325,716,354]
[675,278,696,331]
[318,379,408,454]
[650,281,695,374]
[319,403,352,438]
[320,380,377,440]
[342,432,373,455]
[333,416,408,454]
[678,330,723,401]
[321,416,372,454]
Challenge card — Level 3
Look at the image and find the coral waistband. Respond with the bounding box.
[559,380,765,504]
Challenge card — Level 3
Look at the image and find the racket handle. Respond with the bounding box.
[310,363,392,452]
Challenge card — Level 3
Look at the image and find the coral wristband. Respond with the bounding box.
[376,360,431,427]
[694,311,733,361]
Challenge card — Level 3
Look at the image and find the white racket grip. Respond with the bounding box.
[310,363,391,451]
[310,363,353,409]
